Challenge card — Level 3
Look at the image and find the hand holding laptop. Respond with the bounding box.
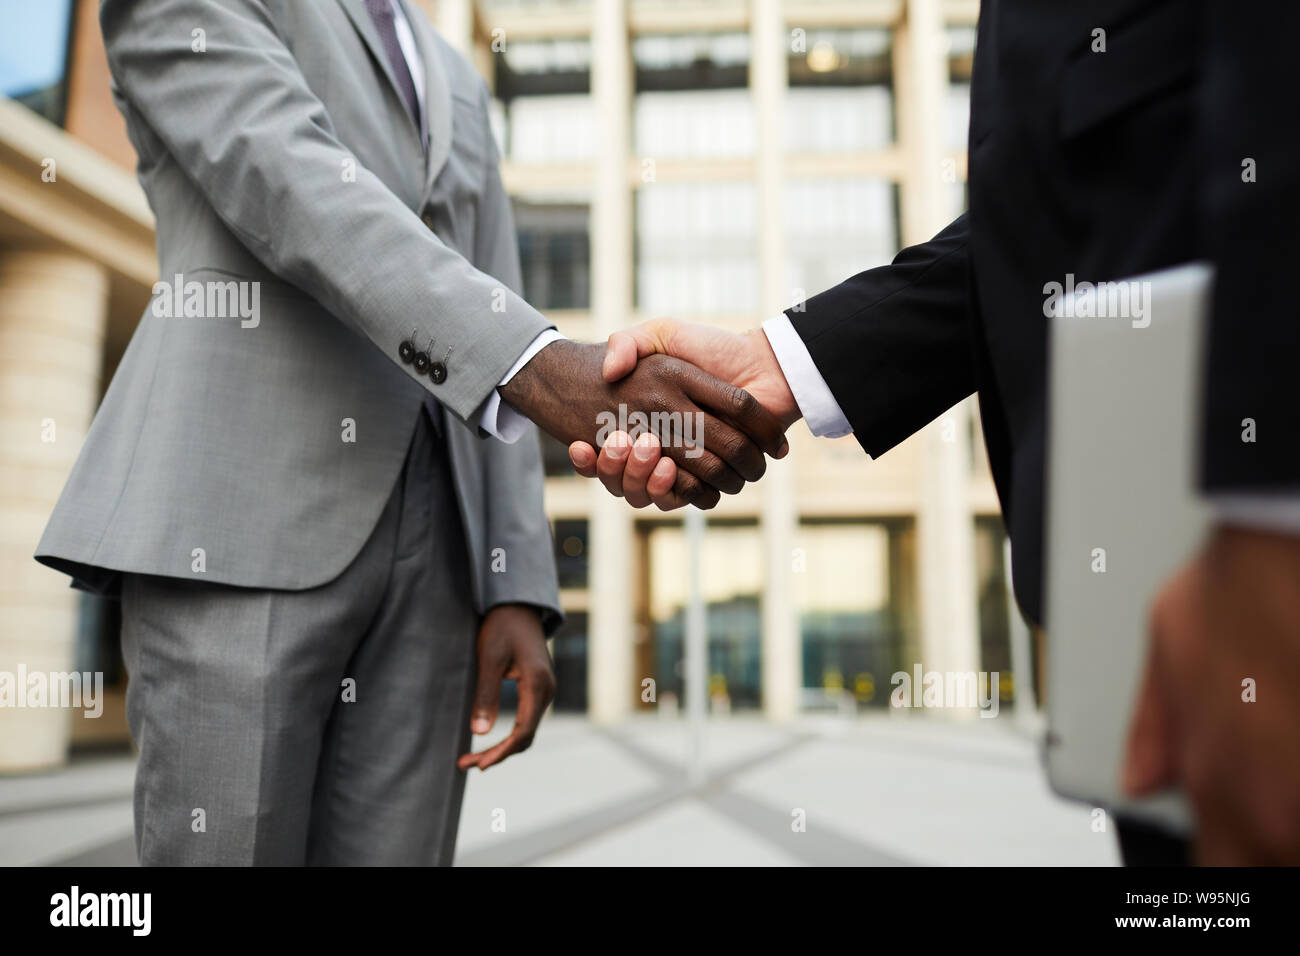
[1125,528,1300,864]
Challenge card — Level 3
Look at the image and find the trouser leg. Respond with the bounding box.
[305,412,478,865]
[120,410,477,865]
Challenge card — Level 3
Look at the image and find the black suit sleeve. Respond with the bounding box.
[786,214,976,459]
[1198,6,1300,491]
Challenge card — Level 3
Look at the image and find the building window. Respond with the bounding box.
[514,200,591,311]
[796,519,917,712]
[945,25,977,217]
[644,521,763,713]
[786,86,893,155]
[492,36,593,163]
[502,93,595,164]
[550,519,589,712]
[788,27,892,88]
[0,0,76,126]
[550,611,588,713]
[784,178,898,304]
[553,519,589,591]
[636,181,757,316]
[634,31,750,92]
[635,88,755,160]
[787,28,894,152]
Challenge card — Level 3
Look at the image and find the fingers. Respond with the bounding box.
[594,430,692,502]
[623,432,664,508]
[645,382,764,488]
[458,730,518,772]
[459,658,554,772]
[672,468,718,510]
[621,433,687,509]
[596,404,749,498]
[647,457,679,507]
[569,441,598,478]
[613,443,698,510]
[595,431,633,500]
[1122,610,1178,797]
[577,432,698,511]
[678,364,787,461]
[598,432,693,509]
[660,426,748,495]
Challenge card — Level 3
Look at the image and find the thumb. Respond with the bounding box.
[471,657,504,735]
[602,319,678,382]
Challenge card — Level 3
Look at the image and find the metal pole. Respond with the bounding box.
[685,507,707,785]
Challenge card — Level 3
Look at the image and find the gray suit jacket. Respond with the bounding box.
[36,0,562,630]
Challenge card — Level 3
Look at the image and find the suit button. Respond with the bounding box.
[398,340,415,363]
[421,212,436,230]
[429,361,447,384]
[413,351,431,375]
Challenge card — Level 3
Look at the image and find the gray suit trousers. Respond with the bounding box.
[120,408,477,865]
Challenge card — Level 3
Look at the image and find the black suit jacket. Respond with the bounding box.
[789,0,1299,626]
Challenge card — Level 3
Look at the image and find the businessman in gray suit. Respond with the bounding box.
[35,0,785,866]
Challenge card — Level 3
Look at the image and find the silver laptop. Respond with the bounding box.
[1044,262,1214,833]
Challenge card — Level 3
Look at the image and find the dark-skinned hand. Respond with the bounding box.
[457,604,555,772]
[500,339,788,509]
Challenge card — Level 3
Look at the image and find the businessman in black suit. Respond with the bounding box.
[569,0,1300,865]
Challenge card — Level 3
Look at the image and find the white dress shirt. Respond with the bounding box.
[762,313,1300,534]
[387,0,558,441]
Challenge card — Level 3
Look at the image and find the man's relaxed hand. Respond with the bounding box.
[1123,527,1300,863]
[568,319,800,510]
[458,605,554,772]
[500,338,786,510]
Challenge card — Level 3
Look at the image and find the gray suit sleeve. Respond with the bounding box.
[470,84,563,633]
[99,0,552,424]
[481,426,564,636]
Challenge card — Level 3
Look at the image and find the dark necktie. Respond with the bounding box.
[365,0,443,435]
[363,0,422,131]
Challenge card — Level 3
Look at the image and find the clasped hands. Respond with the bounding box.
[500,322,797,509]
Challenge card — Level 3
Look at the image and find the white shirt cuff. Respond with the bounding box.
[762,314,853,439]
[479,328,565,443]
[1212,493,1300,536]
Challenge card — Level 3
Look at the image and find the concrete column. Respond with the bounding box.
[432,0,474,54]
[753,0,799,721]
[0,250,109,769]
[586,0,635,724]
[898,0,981,702]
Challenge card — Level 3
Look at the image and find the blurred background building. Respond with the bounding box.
[0,0,1034,773]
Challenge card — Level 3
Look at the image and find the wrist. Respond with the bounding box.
[498,339,576,421]
[745,329,801,430]
[498,339,612,449]
[485,603,545,632]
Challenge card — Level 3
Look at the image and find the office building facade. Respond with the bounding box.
[0,0,1016,772]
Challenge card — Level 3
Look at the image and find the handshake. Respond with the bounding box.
[500,319,802,509]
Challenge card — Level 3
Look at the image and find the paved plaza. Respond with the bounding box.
[0,714,1119,867]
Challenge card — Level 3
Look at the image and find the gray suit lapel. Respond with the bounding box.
[400,0,454,194]
[334,0,423,149]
